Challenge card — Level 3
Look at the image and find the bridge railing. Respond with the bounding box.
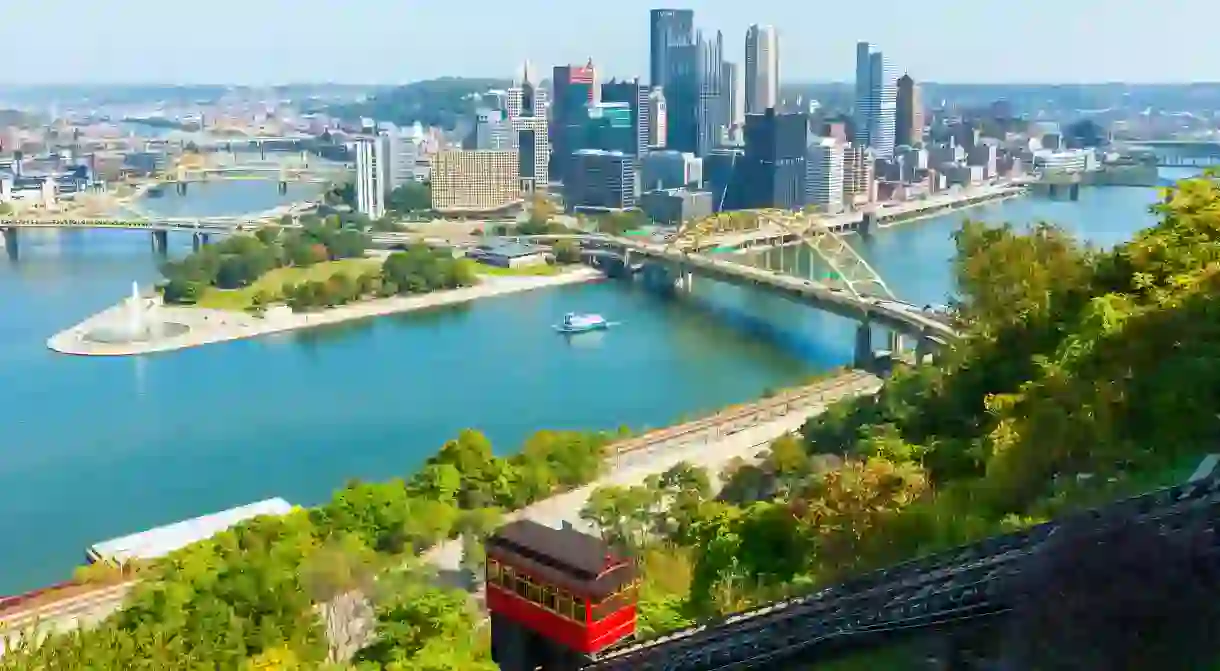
[586,463,1220,670]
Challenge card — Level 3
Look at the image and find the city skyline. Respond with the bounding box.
[0,0,1215,86]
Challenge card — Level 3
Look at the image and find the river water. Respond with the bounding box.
[0,170,1194,594]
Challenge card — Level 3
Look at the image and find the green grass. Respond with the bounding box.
[472,262,563,277]
[195,258,381,311]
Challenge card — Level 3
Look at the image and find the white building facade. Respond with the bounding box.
[806,137,845,211]
[354,137,386,220]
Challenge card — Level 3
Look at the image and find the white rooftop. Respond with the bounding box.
[87,498,293,564]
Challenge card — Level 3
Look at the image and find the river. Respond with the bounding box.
[0,170,1196,594]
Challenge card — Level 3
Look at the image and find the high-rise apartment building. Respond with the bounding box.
[430,149,521,212]
[853,41,897,159]
[896,73,923,147]
[806,137,845,211]
[721,60,745,142]
[739,108,807,210]
[744,24,779,114]
[354,137,386,219]
[649,9,698,153]
[695,29,725,157]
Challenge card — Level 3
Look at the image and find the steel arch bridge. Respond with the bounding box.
[666,209,897,304]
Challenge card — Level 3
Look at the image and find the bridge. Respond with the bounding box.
[513,207,961,364]
[1121,140,1220,168]
[583,456,1220,670]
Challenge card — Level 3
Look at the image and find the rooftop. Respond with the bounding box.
[87,497,293,564]
[476,240,545,257]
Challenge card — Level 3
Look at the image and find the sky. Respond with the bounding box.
[2,0,1216,86]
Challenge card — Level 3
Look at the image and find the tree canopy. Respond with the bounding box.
[0,428,613,670]
[12,174,1220,668]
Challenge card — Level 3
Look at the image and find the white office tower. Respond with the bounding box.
[854,41,897,159]
[383,123,426,188]
[721,60,745,142]
[744,24,779,114]
[806,137,845,212]
[648,87,668,148]
[355,137,385,220]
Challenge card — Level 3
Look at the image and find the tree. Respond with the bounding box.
[552,239,581,264]
[386,182,431,214]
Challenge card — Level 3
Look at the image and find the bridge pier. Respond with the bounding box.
[175,181,188,196]
[151,230,168,255]
[1069,182,1080,201]
[278,181,288,195]
[853,319,874,370]
[859,211,877,236]
[192,232,210,252]
[2,226,17,261]
[915,330,934,365]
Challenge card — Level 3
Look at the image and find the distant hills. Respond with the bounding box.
[324,77,513,130]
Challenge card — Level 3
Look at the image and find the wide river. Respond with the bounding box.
[0,171,1195,594]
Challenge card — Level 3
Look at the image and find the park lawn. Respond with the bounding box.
[472,262,563,277]
[196,258,382,311]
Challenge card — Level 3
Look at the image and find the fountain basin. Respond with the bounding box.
[83,322,190,344]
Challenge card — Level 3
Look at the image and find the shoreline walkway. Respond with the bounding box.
[47,268,603,357]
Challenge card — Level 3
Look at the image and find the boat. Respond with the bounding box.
[554,312,610,334]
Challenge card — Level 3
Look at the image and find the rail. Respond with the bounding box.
[585,464,1220,669]
[609,371,876,458]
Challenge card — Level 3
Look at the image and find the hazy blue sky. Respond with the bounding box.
[3,0,1214,85]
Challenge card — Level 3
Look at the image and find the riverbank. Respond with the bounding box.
[47,267,604,357]
[425,370,883,573]
[874,186,1027,230]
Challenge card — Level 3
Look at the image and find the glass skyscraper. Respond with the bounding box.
[853,41,897,159]
[649,9,698,154]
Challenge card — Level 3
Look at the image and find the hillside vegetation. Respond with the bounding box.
[6,175,1220,669]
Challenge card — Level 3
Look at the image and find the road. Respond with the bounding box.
[425,372,883,573]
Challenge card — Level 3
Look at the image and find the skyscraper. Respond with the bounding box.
[602,78,651,160]
[507,62,550,193]
[550,61,598,182]
[740,108,808,210]
[648,87,667,148]
[744,25,779,114]
[649,9,698,153]
[806,137,845,211]
[853,41,897,159]
[721,60,745,142]
[895,73,924,147]
[354,137,385,220]
[695,29,725,157]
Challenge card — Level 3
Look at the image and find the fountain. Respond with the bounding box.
[82,280,190,344]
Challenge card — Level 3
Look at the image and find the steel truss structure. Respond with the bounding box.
[668,209,896,303]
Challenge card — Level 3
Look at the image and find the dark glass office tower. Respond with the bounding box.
[739,108,809,210]
[649,9,698,154]
[550,62,597,182]
[601,79,650,160]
